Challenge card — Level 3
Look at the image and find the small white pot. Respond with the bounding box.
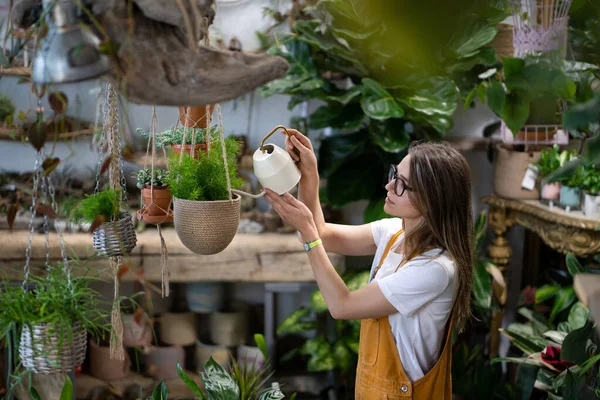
[210,304,248,347]
[195,340,232,372]
[583,193,600,218]
[160,312,198,346]
[236,344,266,371]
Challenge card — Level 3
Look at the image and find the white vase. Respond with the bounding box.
[236,344,266,371]
[583,193,600,218]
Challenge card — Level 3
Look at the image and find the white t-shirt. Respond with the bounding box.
[369,218,456,381]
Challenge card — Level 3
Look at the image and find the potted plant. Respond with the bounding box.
[71,188,137,257]
[535,145,567,201]
[135,167,172,222]
[167,135,244,255]
[137,125,219,159]
[0,264,109,374]
[581,165,600,218]
[89,337,131,381]
[179,105,215,129]
[558,165,583,208]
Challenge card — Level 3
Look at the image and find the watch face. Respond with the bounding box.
[304,243,310,251]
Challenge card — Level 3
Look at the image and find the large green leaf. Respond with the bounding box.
[318,130,369,178]
[177,362,206,399]
[368,119,410,153]
[562,94,600,135]
[324,86,363,105]
[486,81,506,115]
[561,322,594,365]
[363,197,389,224]
[552,366,581,393]
[472,258,492,310]
[562,369,580,400]
[60,376,73,400]
[201,357,239,400]
[454,26,498,57]
[567,302,589,331]
[514,364,539,400]
[278,307,317,335]
[360,78,404,120]
[517,307,550,334]
[550,287,577,323]
[536,284,561,304]
[566,253,585,276]
[254,334,268,360]
[502,93,531,134]
[324,151,382,207]
[503,323,548,354]
[309,103,365,131]
[258,388,286,400]
[301,337,336,372]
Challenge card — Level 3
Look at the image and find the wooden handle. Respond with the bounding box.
[260,125,291,152]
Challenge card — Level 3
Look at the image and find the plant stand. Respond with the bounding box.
[483,194,600,358]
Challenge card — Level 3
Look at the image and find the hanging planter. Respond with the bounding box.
[20,322,87,374]
[168,104,244,255]
[92,212,137,257]
[178,105,215,129]
[135,167,173,224]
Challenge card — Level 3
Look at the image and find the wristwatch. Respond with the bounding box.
[303,238,322,252]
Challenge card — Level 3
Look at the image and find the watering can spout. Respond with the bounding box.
[231,125,301,199]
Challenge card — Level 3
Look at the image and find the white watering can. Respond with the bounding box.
[231,125,301,198]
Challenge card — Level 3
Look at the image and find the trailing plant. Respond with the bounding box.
[137,125,219,148]
[134,167,170,189]
[259,0,507,221]
[166,136,243,201]
[70,188,121,224]
[581,165,600,195]
[494,255,600,399]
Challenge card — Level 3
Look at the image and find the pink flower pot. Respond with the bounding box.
[541,182,560,201]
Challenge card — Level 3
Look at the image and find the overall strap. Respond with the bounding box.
[371,229,404,281]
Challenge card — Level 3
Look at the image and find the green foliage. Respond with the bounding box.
[258,0,505,215]
[229,337,274,400]
[70,189,120,224]
[0,262,110,347]
[536,145,562,178]
[581,165,600,194]
[0,94,15,123]
[134,167,170,189]
[167,136,243,201]
[472,57,578,134]
[277,270,368,374]
[137,126,219,148]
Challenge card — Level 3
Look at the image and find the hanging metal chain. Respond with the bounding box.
[40,167,50,270]
[22,153,42,290]
[94,84,110,194]
[47,169,71,290]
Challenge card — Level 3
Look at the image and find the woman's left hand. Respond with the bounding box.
[264,189,319,240]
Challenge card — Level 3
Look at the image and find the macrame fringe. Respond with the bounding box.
[109,256,125,361]
[158,224,170,298]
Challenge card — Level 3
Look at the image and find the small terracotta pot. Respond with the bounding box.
[122,313,154,347]
[170,143,208,159]
[160,312,198,346]
[141,186,172,216]
[178,105,215,129]
[89,340,131,381]
[145,345,185,380]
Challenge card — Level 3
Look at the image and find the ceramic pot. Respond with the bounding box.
[186,282,224,313]
[178,105,214,129]
[170,143,207,159]
[195,340,232,372]
[253,126,301,195]
[122,312,154,347]
[583,193,600,218]
[89,340,130,381]
[141,186,172,216]
[559,186,580,208]
[237,344,266,371]
[210,304,248,347]
[145,345,185,380]
[541,181,561,201]
[160,312,198,346]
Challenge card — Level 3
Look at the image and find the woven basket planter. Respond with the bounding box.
[92,213,137,257]
[19,322,87,374]
[173,195,241,255]
[493,144,541,200]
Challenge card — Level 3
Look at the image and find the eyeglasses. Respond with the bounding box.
[388,164,414,197]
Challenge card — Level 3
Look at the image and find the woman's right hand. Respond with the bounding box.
[282,129,318,185]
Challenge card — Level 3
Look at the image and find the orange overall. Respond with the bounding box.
[355,230,453,399]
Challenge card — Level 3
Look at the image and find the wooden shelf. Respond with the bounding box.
[0,229,345,282]
[0,126,95,141]
[0,66,31,77]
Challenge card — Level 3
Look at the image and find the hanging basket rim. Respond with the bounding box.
[173,193,241,204]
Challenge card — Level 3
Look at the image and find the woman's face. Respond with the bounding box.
[383,155,421,219]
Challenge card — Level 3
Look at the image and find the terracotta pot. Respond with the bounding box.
[122,313,154,347]
[145,345,185,380]
[160,312,198,346]
[89,340,131,381]
[170,143,208,159]
[141,186,172,216]
[178,105,215,129]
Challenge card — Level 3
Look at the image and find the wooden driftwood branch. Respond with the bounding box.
[11,0,288,106]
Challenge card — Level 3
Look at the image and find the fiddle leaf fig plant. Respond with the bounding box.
[259,0,507,220]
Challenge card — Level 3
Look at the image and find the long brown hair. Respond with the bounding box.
[402,141,474,332]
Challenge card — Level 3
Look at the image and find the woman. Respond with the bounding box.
[264,130,473,399]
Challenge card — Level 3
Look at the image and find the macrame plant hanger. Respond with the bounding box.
[93,82,131,361]
[20,103,87,373]
[139,106,171,297]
